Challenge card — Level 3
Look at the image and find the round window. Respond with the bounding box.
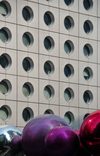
[22,107,34,122]
[83,0,93,11]
[44,85,54,100]
[44,109,54,114]
[22,82,34,97]
[64,16,74,30]
[83,90,93,104]
[83,113,90,120]
[22,57,34,72]
[44,11,54,26]
[83,67,93,81]
[64,111,74,126]
[83,20,93,34]
[0,105,12,121]
[0,53,12,69]
[44,61,54,75]
[22,32,34,47]
[0,1,11,17]
[83,44,93,58]
[22,6,33,22]
[0,27,12,43]
[64,40,74,54]
[44,36,54,51]
[64,64,74,78]
[64,88,74,102]
[0,79,12,95]
[64,0,74,6]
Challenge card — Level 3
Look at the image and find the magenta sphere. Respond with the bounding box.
[10,135,22,153]
[45,126,80,156]
[80,110,100,156]
[21,114,69,156]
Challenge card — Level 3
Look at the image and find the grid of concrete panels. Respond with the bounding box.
[0,0,100,130]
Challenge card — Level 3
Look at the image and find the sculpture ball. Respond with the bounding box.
[74,129,91,156]
[21,114,69,156]
[80,111,100,156]
[45,126,80,156]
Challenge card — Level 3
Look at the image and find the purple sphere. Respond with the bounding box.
[45,126,80,156]
[22,114,69,156]
[11,135,22,153]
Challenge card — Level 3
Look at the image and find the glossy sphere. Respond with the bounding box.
[0,125,22,156]
[74,129,91,156]
[22,114,69,156]
[45,126,80,156]
[11,135,22,153]
[80,111,100,156]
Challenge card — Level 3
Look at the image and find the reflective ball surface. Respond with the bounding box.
[80,111,100,156]
[45,126,80,156]
[11,135,22,153]
[0,125,22,156]
[22,114,69,156]
[74,129,91,156]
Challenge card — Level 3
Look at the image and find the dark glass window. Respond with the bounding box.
[0,29,8,43]
[44,37,52,50]
[83,0,93,10]
[64,65,71,77]
[0,2,8,16]
[0,81,8,94]
[44,12,52,26]
[22,6,33,22]
[0,55,8,68]
[22,33,31,47]
[22,108,31,122]
[83,91,90,103]
[64,0,74,6]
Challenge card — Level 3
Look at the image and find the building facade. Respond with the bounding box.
[0,0,99,130]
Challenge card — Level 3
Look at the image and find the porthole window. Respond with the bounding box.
[0,1,11,17]
[83,113,90,120]
[83,0,93,11]
[22,57,34,72]
[44,109,54,114]
[64,40,74,54]
[22,82,34,97]
[64,88,74,102]
[22,6,33,22]
[0,105,11,121]
[83,67,93,81]
[22,32,34,47]
[64,64,74,78]
[0,27,12,43]
[83,90,93,104]
[0,79,12,95]
[64,0,74,6]
[44,85,54,100]
[0,53,12,69]
[44,11,54,26]
[64,16,74,30]
[64,111,74,126]
[44,36,54,51]
[83,44,93,58]
[22,107,34,122]
[83,20,93,34]
[44,61,54,75]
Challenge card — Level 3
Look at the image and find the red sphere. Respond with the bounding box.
[74,129,91,156]
[80,111,100,156]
